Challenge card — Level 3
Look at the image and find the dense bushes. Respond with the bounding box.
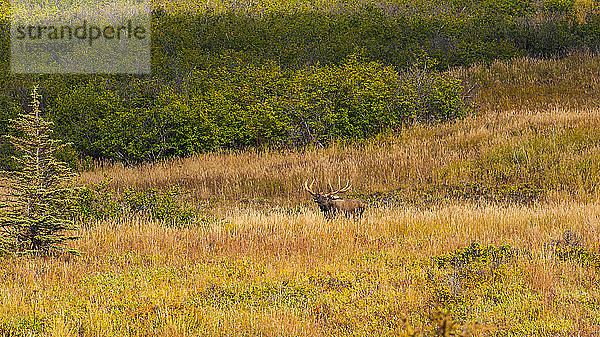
[0,0,597,76]
[148,0,596,73]
[1,0,597,76]
[73,179,196,226]
[1,0,600,165]
[45,54,469,163]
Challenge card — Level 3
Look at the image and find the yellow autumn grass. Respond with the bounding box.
[1,102,600,335]
[5,52,600,334]
[81,105,600,206]
[0,200,599,335]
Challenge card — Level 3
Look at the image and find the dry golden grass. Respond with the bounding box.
[6,54,600,335]
[456,51,600,113]
[1,200,599,335]
[82,105,600,206]
[0,104,597,335]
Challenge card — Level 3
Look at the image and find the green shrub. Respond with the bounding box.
[433,242,518,269]
[74,181,197,226]
[544,0,576,13]
[427,242,525,325]
[146,0,584,73]
[549,230,600,268]
[2,0,599,164]
[0,0,595,78]
[72,176,121,223]
[43,54,471,163]
[120,186,196,226]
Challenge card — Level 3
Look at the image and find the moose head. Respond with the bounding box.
[304,178,365,218]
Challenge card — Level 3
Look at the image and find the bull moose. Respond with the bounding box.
[304,178,365,218]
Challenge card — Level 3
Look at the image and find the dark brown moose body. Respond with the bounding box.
[304,179,365,218]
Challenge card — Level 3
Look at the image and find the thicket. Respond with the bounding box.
[41,54,467,164]
[73,178,198,227]
[148,0,596,74]
[1,0,600,165]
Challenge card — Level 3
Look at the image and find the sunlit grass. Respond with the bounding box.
[5,49,600,334]
[3,103,600,334]
[0,201,599,335]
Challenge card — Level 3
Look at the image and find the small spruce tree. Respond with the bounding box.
[0,85,79,256]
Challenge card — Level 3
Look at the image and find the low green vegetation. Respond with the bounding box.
[47,53,469,164]
[2,0,600,166]
[74,179,197,226]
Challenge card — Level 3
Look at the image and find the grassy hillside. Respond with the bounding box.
[458,51,600,112]
[3,1,600,334]
[3,86,600,335]
[72,52,600,205]
[81,105,600,206]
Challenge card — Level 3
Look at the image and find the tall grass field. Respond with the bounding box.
[4,90,600,335]
[2,0,600,336]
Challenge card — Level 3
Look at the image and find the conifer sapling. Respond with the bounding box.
[0,85,79,255]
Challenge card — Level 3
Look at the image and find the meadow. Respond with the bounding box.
[3,0,600,334]
[1,52,600,335]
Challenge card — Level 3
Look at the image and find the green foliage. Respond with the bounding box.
[198,280,318,308]
[0,0,591,78]
[0,85,79,256]
[550,230,600,268]
[1,0,600,164]
[45,54,471,163]
[147,0,591,73]
[0,93,21,171]
[71,176,121,222]
[0,317,46,337]
[73,181,197,227]
[433,242,518,269]
[120,186,196,226]
[427,243,523,325]
[544,0,576,13]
